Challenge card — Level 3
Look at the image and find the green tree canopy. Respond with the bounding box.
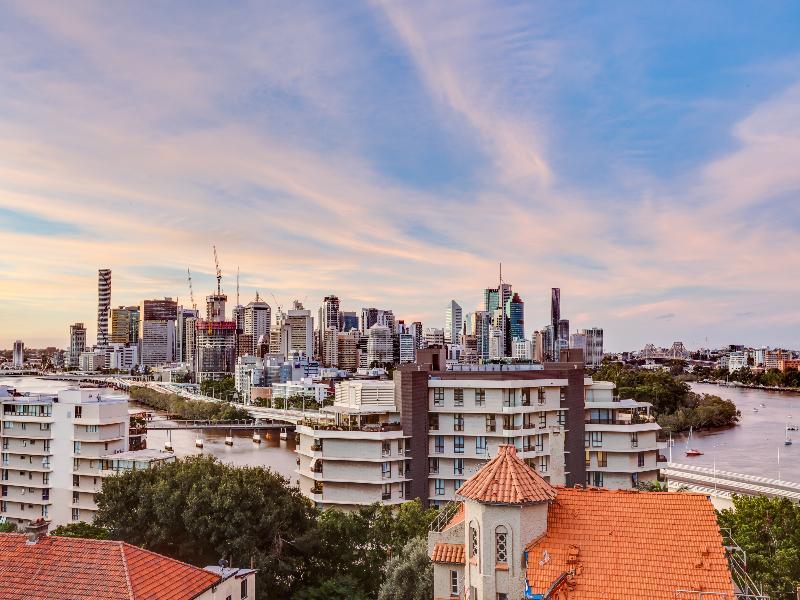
[95,455,319,599]
[51,521,109,539]
[717,495,800,599]
[377,536,433,600]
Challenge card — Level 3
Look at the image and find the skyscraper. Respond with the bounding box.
[244,293,271,356]
[471,311,491,362]
[550,288,560,361]
[68,323,86,368]
[558,319,570,355]
[444,300,463,345]
[176,306,200,363]
[140,298,177,366]
[340,311,359,332]
[582,327,604,367]
[96,269,111,347]
[12,341,24,368]
[505,292,524,348]
[286,300,314,356]
[360,307,395,333]
[318,295,340,355]
[110,306,139,344]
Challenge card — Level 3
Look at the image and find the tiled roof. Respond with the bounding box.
[431,543,465,564]
[0,533,221,600]
[443,503,464,531]
[456,444,556,505]
[525,488,736,598]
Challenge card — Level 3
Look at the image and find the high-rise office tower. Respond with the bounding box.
[444,300,463,345]
[558,319,570,355]
[96,269,111,347]
[140,298,177,366]
[411,321,423,349]
[244,294,271,356]
[287,300,314,356]
[581,327,604,367]
[340,311,359,332]
[318,295,340,354]
[206,293,227,322]
[232,305,245,332]
[176,306,200,363]
[68,323,86,368]
[366,325,393,366]
[506,292,524,349]
[12,341,24,368]
[471,311,491,362]
[360,307,395,333]
[110,306,140,344]
[550,288,560,361]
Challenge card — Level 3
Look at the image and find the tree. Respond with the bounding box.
[0,522,17,533]
[293,575,368,600]
[303,500,437,598]
[717,495,800,599]
[94,456,319,599]
[377,536,433,600]
[51,521,109,539]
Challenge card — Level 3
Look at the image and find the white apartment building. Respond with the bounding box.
[79,351,105,372]
[728,350,749,372]
[511,339,531,361]
[271,379,328,405]
[444,300,463,345]
[12,341,24,369]
[1,387,132,527]
[584,380,661,489]
[366,325,392,366]
[296,380,409,510]
[285,301,313,356]
[234,356,264,405]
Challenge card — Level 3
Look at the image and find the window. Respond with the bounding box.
[590,432,603,447]
[42,473,49,485]
[585,451,590,467]
[630,432,639,448]
[428,414,439,430]
[584,432,590,448]
[41,505,48,518]
[535,434,543,452]
[502,415,513,431]
[538,388,546,403]
[433,389,444,406]
[435,479,445,496]
[498,594,509,600]
[86,425,98,433]
[560,387,566,401]
[454,389,464,407]
[428,458,439,474]
[539,413,547,428]
[475,436,488,454]
[453,413,465,432]
[557,410,566,426]
[454,458,464,475]
[382,462,391,479]
[1,453,7,466]
[73,458,80,471]
[470,526,478,558]
[434,436,444,454]
[72,491,79,504]
[73,475,80,487]
[40,423,49,431]
[2,422,12,429]
[631,473,639,487]
[587,472,603,487]
[474,388,485,406]
[73,441,81,455]
[1,485,6,497]
[538,456,548,473]
[71,508,79,521]
[1,470,6,481]
[495,526,508,563]
[503,389,516,407]
[1,439,6,450]
[382,441,391,456]
[454,479,464,490]
[485,414,496,432]
[597,451,607,467]
[241,578,248,600]
[638,452,646,468]
[43,440,51,452]
[74,406,82,419]
[590,408,611,423]
[453,436,464,454]
[449,570,459,596]
[382,484,391,500]
[41,488,49,500]
[0,501,6,512]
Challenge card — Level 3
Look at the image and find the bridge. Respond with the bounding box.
[145,419,294,431]
[662,462,800,509]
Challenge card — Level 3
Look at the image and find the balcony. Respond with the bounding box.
[310,443,323,452]
[311,484,323,495]
[382,491,391,500]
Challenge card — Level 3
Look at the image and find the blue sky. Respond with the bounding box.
[1,1,799,351]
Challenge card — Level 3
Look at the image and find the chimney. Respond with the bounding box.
[25,518,49,544]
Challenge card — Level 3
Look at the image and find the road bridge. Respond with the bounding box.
[145,419,294,431]
[663,462,800,510]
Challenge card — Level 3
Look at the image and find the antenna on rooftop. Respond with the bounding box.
[236,266,240,306]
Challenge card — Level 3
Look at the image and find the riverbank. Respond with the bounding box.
[129,385,250,420]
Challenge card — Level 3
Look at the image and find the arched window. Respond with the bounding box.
[470,525,479,558]
[495,526,508,563]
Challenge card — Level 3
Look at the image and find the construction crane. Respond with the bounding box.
[236,266,240,306]
[187,268,196,310]
[213,245,222,294]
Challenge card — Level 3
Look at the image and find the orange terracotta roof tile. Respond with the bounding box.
[456,444,556,505]
[431,543,465,564]
[443,503,464,531]
[525,488,735,599]
[0,533,221,600]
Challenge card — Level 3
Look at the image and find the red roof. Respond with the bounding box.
[431,543,465,564]
[525,488,736,598]
[456,444,556,505]
[0,534,221,599]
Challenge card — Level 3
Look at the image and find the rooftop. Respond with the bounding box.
[525,487,735,598]
[456,444,556,505]
[0,532,220,599]
[100,449,176,462]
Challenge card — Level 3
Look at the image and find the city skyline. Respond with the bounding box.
[1,2,800,350]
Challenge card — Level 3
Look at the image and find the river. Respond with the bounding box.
[2,377,798,484]
[0,376,298,484]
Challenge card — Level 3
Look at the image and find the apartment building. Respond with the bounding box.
[296,380,410,509]
[292,351,664,510]
[0,386,139,527]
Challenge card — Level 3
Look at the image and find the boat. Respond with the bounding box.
[252,432,261,443]
[753,407,759,413]
[164,430,173,452]
[760,402,766,408]
[685,426,704,457]
[788,425,799,432]
[786,424,794,446]
[195,436,204,448]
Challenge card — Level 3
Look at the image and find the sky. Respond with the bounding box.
[1,1,799,352]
